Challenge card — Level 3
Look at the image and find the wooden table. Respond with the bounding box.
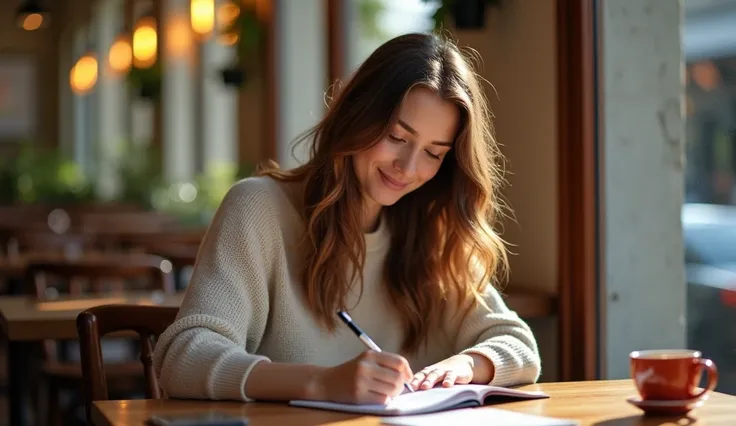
[93,380,736,425]
[0,292,183,341]
[0,292,184,426]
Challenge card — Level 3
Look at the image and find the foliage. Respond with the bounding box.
[0,145,95,205]
[220,1,266,73]
[0,142,253,228]
[358,0,387,40]
[419,0,502,31]
[127,62,163,99]
[115,142,164,209]
[0,156,19,204]
[151,161,252,226]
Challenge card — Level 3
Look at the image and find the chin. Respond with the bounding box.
[372,194,401,207]
[368,188,404,207]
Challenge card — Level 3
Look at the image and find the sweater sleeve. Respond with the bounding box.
[453,285,542,387]
[153,179,280,402]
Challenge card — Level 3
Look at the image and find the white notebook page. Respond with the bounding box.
[290,385,546,416]
[381,407,579,426]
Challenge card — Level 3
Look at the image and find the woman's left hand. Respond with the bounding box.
[410,354,475,390]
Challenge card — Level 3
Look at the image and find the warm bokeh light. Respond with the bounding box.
[218,33,239,46]
[133,16,157,68]
[690,61,720,92]
[70,54,98,95]
[20,13,43,30]
[166,15,194,58]
[218,1,240,28]
[191,0,215,38]
[217,1,240,45]
[108,36,133,74]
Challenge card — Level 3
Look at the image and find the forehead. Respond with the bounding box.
[396,86,460,141]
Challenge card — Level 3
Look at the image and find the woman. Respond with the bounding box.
[153,33,541,405]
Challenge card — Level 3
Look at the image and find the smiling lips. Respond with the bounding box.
[378,169,409,190]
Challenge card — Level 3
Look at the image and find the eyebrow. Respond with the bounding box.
[397,119,453,147]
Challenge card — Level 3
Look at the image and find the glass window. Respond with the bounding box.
[344,0,435,75]
[683,0,736,395]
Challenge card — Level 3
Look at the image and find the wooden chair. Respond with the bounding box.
[80,211,179,236]
[24,254,175,425]
[114,229,206,249]
[4,231,94,259]
[25,253,175,297]
[103,230,205,290]
[77,304,179,423]
[139,244,199,290]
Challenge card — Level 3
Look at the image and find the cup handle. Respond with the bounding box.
[691,358,718,401]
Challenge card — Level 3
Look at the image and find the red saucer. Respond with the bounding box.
[626,395,706,416]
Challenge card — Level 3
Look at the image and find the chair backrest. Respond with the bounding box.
[7,231,94,257]
[77,304,179,422]
[80,211,179,235]
[26,254,177,364]
[25,253,176,298]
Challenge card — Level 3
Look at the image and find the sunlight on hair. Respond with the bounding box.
[257,33,509,352]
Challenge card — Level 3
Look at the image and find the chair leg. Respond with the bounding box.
[46,378,61,426]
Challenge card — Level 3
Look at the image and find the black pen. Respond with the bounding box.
[337,311,414,393]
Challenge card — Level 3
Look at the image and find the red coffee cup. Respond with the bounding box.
[630,349,718,401]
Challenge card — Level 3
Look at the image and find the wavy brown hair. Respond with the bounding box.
[259,33,508,353]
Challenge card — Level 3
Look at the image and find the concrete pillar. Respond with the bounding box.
[59,27,75,157]
[601,0,686,378]
[199,0,238,173]
[130,1,155,148]
[93,0,129,199]
[129,99,155,146]
[276,0,327,169]
[72,25,94,174]
[162,0,197,182]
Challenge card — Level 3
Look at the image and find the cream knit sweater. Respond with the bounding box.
[153,176,541,402]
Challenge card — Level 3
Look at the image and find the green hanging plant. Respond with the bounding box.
[127,62,163,100]
[218,0,266,88]
[420,0,503,31]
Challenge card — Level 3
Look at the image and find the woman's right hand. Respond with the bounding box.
[315,350,413,404]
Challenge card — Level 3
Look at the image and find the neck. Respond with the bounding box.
[362,200,382,233]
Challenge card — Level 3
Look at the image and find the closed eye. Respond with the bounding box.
[388,134,406,143]
[425,150,441,160]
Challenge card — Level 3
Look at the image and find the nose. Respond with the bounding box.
[393,149,418,177]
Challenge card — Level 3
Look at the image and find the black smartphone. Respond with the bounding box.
[145,412,249,426]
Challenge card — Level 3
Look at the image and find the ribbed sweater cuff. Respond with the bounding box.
[209,350,270,402]
[460,346,532,387]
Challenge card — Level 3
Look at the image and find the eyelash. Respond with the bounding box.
[387,134,404,143]
[388,134,442,160]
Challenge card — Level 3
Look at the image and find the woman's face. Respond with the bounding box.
[353,86,460,218]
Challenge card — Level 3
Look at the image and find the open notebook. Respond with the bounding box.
[289,384,549,416]
[381,407,579,426]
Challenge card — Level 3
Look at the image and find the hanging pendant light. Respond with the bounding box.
[16,0,49,31]
[191,0,215,39]
[70,53,99,95]
[109,33,133,75]
[133,14,158,69]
